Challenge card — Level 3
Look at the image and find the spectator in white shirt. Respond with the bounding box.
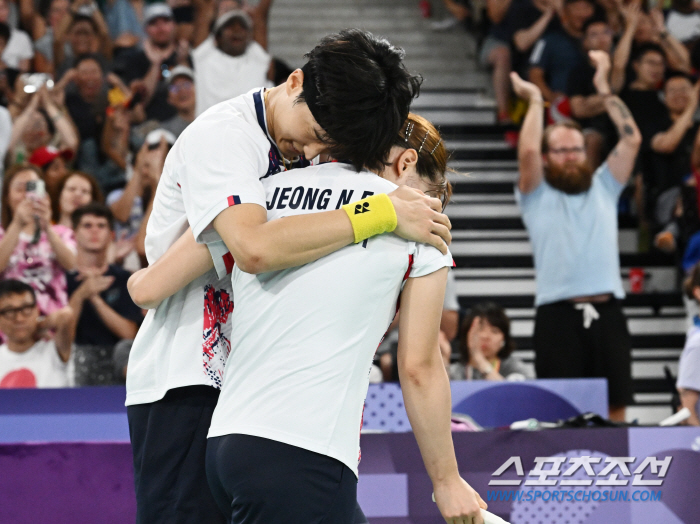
[0,0,33,71]
[192,10,271,115]
[0,279,74,388]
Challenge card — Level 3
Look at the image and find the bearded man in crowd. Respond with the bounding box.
[511,50,642,422]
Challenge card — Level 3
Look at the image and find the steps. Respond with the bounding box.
[267,0,489,89]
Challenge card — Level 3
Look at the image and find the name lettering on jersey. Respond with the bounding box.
[266,186,335,211]
[336,189,374,208]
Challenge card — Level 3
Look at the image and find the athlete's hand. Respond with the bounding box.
[434,476,487,524]
[389,186,451,254]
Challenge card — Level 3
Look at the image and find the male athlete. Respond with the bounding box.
[126,30,450,523]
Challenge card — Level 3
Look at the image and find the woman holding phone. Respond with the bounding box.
[0,163,76,315]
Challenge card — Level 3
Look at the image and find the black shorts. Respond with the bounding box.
[206,434,359,524]
[533,299,634,407]
[127,385,227,524]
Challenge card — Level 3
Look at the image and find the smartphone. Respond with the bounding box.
[21,73,54,94]
[26,180,46,199]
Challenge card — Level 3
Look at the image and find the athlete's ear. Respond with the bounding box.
[286,69,304,97]
[399,148,418,173]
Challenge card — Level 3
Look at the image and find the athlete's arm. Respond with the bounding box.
[128,230,213,309]
[397,268,487,523]
[213,186,449,275]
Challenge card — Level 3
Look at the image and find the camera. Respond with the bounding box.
[26,180,46,199]
[21,73,54,94]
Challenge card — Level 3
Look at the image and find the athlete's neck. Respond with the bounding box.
[264,86,281,144]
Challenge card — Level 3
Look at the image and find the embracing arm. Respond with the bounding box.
[213,186,450,275]
[398,268,485,522]
[128,229,214,309]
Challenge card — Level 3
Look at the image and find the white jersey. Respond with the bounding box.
[207,163,453,477]
[126,88,311,406]
[0,339,69,388]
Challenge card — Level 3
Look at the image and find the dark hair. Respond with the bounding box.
[69,13,99,33]
[52,171,104,223]
[394,113,452,209]
[299,29,422,173]
[541,119,583,154]
[73,53,105,72]
[458,302,515,363]
[0,22,10,44]
[0,279,36,303]
[665,71,695,86]
[1,164,46,229]
[684,261,700,299]
[71,202,114,230]
[632,42,666,63]
[582,16,608,36]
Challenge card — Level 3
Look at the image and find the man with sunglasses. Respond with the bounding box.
[512,49,641,423]
[0,279,75,388]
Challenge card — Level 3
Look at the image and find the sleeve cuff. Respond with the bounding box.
[207,241,234,279]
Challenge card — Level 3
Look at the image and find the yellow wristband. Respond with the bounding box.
[342,193,398,243]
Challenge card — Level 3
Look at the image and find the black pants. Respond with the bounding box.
[127,386,227,524]
[206,434,359,524]
[534,299,634,406]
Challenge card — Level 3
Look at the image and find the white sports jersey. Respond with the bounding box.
[126,88,311,406]
[207,163,453,477]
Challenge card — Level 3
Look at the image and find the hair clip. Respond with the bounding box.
[404,122,415,142]
[417,131,430,153]
[429,138,442,155]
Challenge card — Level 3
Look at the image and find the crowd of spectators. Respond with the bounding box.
[0,0,279,388]
[475,0,700,265]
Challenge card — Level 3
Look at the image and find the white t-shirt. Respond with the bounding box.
[0,339,70,388]
[666,10,700,43]
[193,37,272,116]
[207,164,453,477]
[125,88,308,406]
[2,29,34,69]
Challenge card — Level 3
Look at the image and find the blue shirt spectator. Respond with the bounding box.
[516,162,625,306]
